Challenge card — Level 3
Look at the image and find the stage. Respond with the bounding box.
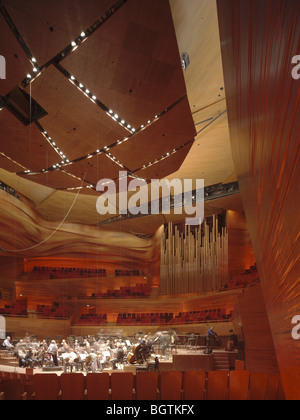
[0,348,238,376]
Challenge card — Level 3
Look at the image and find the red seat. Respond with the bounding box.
[86,373,110,400]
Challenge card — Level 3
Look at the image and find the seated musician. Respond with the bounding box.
[83,350,102,373]
[110,344,124,370]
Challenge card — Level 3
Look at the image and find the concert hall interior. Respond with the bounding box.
[0,0,299,401]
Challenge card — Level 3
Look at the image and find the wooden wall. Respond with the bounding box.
[217,0,300,399]
[233,283,280,375]
[227,211,256,278]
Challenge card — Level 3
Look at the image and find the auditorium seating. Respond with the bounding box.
[60,373,85,400]
[33,373,59,400]
[160,371,183,400]
[36,304,69,320]
[116,308,233,327]
[89,283,151,299]
[182,371,206,400]
[111,372,134,400]
[206,371,229,400]
[228,370,250,400]
[135,372,159,400]
[85,372,110,400]
[0,370,281,400]
[29,266,107,280]
[77,313,107,326]
[223,264,259,291]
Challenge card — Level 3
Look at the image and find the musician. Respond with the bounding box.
[83,351,101,373]
[111,344,124,370]
[3,336,13,351]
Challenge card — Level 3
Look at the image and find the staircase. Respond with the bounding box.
[213,352,230,371]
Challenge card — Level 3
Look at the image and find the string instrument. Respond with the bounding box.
[127,344,142,364]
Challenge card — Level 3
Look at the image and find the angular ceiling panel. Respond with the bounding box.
[26,65,129,163]
[62,0,187,128]
[0,108,60,172]
[2,0,115,65]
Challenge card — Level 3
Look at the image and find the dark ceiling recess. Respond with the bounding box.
[0,87,47,126]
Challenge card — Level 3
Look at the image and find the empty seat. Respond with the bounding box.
[249,373,268,400]
[60,373,85,400]
[183,371,206,400]
[86,373,110,400]
[136,372,159,400]
[229,370,250,400]
[33,373,59,400]
[207,371,229,400]
[111,372,134,400]
[265,373,279,400]
[160,371,183,400]
[0,379,27,400]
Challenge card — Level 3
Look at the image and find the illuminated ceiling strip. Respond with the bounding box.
[0,3,38,72]
[17,95,188,178]
[0,152,29,171]
[20,0,129,87]
[55,63,135,134]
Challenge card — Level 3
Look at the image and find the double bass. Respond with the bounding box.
[127,344,142,364]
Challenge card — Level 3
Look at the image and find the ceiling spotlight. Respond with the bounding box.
[85,89,89,94]
[121,120,125,124]
[109,110,113,114]
[26,74,32,79]
[32,57,36,63]
[71,41,76,47]
[33,67,38,72]
[70,75,75,80]
[79,83,83,88]
[181,52,190,70]
[92,95,96,100]
[81,31,86,37]
[114,114,119,119]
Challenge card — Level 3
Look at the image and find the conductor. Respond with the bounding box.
[206,326,218,354]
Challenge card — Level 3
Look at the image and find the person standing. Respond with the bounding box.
[47,340,59,366]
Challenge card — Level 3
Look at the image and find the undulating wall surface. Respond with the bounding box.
[227,210,256,278]
[217,0,300,399]
[234,283,280,375]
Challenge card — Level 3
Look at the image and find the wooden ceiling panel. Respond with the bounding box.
[62,0,187,129]
[65,153,123,186]
[0,108,60,172]
[2,0,115,65]
[19,169,90,190]
[0,14,32,96]
[0,153,27,173]
[134,143,193,180]
[26,65,128,162]
[112,97,196,171]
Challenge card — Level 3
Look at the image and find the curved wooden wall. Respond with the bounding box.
[217,0,300,399]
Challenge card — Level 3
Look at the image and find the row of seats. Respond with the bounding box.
[116,309,233,326]
[29,267,144,280]
[0,303,27,317]
[36,304,69,319]
[30,266,107,279]
[88,284,151,299]
[0,370,281,400]
[224,265,259,290]
[77,314,107,326]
